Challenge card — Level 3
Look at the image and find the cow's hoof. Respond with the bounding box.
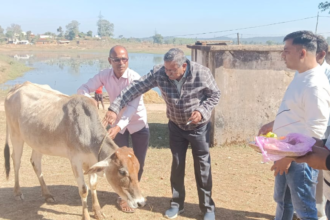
[45,194,56,203]
[15,194,24,201]
[94,210,106,219]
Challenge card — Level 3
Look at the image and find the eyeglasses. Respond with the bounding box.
[110,57,129,63]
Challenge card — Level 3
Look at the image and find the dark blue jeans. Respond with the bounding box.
[168,120,215,214]
[274,162,319,220]
[113,126,150,181]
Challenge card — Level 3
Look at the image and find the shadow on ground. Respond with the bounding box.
[0,185,274,220]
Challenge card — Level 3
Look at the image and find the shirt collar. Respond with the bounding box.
[321,60,328,67]
[111,68,129,79]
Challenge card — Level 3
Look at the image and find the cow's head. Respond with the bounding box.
[85,147,145,208]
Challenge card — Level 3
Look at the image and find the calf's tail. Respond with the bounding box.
[4,122,10,179]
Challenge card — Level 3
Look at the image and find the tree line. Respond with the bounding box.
[0,14,114,43]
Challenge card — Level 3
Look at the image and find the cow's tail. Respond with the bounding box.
[4,122,10,180]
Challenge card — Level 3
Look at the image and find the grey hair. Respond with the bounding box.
[164,48,187,67]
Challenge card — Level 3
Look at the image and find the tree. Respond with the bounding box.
[65,20,80,40]
[97,19,114,37]
[57,26,63,37]
[319,1,330,13]
[26,31,32,40]
[97,12,114,37]
[6,24,22,37]
[78,32,85,38]
[153,33,163,44]
[44,32,54,36]
[6,31,13,39]
[266,40,275,45]
[87,31,93,37]
[118,35,123,39]
[0,26,5,43]
[172,38,176,45]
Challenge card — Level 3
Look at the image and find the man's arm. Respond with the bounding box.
[294,145,330,170]
[194,69,221,122]
[104,70,157,126]
[109,70,157,114]
[77,71,104,97]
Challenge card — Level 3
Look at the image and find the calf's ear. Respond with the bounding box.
[84,160,109,175]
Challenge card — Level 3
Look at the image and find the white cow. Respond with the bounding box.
[4,82,145,220]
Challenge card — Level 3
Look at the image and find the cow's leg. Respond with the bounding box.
[10,133,24,201]
[71,160,90,220]
[89,173,105,219]
[30,150,55,203]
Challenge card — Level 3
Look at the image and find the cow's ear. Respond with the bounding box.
[84,160,109,175]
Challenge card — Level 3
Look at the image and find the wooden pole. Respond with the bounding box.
[237,33,240,45]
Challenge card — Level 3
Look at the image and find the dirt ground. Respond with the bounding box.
[0,101,276,220]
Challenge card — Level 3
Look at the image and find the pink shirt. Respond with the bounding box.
[77,68,148,134]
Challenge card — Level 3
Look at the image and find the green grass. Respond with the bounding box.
[0,54,32,82]
[0,55,32,99]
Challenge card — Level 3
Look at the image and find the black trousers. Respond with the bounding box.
[168,120,215,213]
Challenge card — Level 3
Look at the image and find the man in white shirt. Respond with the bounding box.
[317,35,330,136]
[315,35,330,220]
[259,31,330,220]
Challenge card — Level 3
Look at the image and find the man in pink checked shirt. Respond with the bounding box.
[77,45,149,213]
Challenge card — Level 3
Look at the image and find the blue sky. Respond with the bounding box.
[0,0,329,38]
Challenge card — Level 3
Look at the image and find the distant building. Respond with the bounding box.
[17,40,30,45]
[39,35,53,39]
[7,39,30,45]
[58,40,70,44]
[36,38,54,44]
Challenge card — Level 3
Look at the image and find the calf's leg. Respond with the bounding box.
[71,160,90,220]
[10,133,24,201]
[30,150,55,202]
[89,173,105,219]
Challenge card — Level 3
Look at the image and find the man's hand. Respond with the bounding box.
[108,125,121,140]
[258,121,274,136]
[313,137,325,148]
[271,158,293,176]
[188,111,202,124]
[103,110,117,127]
[294,146,330,170]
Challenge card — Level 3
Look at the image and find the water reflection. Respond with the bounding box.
[153,56,163,64]
[5,53,190,95]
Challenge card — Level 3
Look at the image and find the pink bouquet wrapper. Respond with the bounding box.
[254,133,315,162]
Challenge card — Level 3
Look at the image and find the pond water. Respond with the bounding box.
[1,52,191,95]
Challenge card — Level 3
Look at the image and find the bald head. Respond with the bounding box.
[108,45,129,78]
[109,45,128,58]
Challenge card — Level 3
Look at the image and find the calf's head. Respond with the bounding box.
[85,147,145,208]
